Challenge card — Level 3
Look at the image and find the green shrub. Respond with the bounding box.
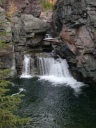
[41,0,54,10]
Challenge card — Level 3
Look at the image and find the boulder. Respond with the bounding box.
[12,14,49,46]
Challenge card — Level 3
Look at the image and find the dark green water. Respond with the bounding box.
[12,77,96,128]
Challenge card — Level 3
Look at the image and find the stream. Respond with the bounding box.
[10,56,96,128]
[10,77,96,128]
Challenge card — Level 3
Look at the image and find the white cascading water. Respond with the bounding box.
[38,57,84,91]
[20,54,32,78]
[11,46,17,77]
[44,34,53,40]
[20,55,84,91]
[38,57,71,77]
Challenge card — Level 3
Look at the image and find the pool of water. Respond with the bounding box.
[11,77,96,128]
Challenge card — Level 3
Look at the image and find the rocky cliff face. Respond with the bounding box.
[0,7,13,71]
[2,0,42,17]
[53,0,96,85]
[0,0,53,76]
[11,14,50,75]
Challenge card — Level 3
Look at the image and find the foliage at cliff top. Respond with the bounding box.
[41,0,54,10]
[6,1,18,18]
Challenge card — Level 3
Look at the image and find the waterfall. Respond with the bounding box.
[11,46,17,77]
[38,57,84,91]
[38,57,71,77]
[44,34,53,40]
[20,54,32,78]
[20,55,84,90]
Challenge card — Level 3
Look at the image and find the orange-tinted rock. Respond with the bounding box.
[3,0,42,17]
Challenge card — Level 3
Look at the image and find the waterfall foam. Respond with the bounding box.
[20,54,32,78]
[38,57,84,91]
[12,88,26,96]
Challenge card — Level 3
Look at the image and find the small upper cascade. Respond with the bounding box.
[20,54,32,78]
[44,34,53,40]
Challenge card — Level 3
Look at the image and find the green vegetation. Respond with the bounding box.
[41,0,54,10]
[0,69,30,128]
[0,7,30,128]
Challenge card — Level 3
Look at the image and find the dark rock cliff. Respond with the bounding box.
[53,0,96,85]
